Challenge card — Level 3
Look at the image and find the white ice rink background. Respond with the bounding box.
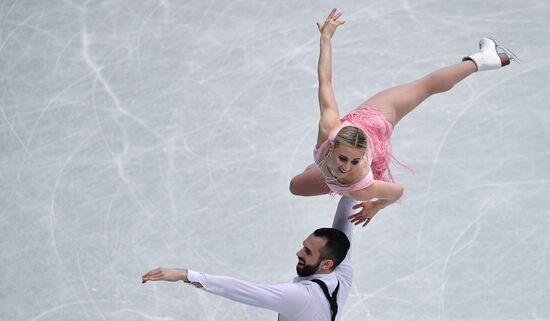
[2,1,550,320]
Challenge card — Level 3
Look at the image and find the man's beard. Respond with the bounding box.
[296,257,321,277]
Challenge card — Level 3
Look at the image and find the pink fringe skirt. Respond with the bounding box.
[341,104,407,183]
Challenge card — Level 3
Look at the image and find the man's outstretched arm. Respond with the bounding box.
[331,196,356,285]
[332,196,356,242]
[142,267,309,317]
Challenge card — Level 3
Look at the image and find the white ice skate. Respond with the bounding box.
[463,37,521,71]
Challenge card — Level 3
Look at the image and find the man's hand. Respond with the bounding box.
[316,8,345,39]
[142,267,188,283]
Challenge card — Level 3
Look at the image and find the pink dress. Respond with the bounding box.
[313,105,399,194]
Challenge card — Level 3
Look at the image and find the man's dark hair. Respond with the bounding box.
[313,227,350,269]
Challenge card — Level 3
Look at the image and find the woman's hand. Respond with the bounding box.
[347,181,404,227]
[348,200,382,227]
[316,8,345,39]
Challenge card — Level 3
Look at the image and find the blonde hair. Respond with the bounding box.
[334,126,368,150]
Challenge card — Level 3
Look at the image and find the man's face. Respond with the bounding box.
[295,234,327,277]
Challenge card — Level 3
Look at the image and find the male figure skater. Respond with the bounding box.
[142,196,357,321]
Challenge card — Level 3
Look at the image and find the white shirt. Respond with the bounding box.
[187,197,355,321]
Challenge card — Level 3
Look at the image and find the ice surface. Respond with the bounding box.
[2,1,550,320]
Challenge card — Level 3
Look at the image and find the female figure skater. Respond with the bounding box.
[289,9,519,227]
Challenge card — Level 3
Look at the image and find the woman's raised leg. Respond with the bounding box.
[364,60,477,126]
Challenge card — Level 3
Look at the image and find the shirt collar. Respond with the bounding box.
[293,271,337,284]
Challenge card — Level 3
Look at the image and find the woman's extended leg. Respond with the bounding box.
[364,60,477,126]
[289,164,331,196]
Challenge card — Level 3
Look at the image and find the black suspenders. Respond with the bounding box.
[311,279,340,321]
[277,279,340,321]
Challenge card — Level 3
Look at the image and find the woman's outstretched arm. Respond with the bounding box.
[346,181,404,227]
[316,8,345,148]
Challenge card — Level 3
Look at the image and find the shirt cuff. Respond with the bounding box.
[187,269,201,283]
